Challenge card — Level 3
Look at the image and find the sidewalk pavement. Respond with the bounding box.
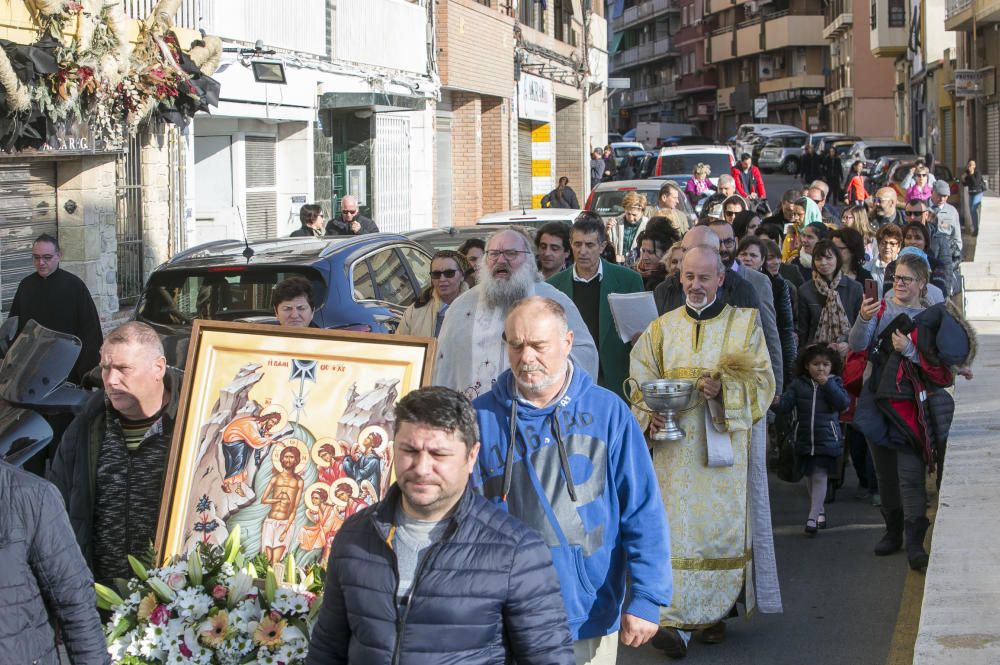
[962,193,1000,317]
[912,326,1000,662]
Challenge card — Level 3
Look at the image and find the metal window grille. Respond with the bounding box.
[116,131,145,306]
[374,114,412,234]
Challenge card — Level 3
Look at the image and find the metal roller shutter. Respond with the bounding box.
[987,104,999,194]
[244,136,276,239]
[941,108,953,174]
[518,120,533,209]
[0,162,58,311]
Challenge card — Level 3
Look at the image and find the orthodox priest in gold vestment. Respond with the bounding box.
[629,247,779,656]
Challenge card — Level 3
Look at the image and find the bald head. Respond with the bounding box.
[875,187,897,217]
[682,225,721,252]
[680,246,725,307]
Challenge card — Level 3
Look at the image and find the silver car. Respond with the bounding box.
[758,133,811,174]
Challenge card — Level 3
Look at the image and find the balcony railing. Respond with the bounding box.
[612,0,679,31]
[946,0,974,19]
[620,82,677,107]
[611,37,677,70]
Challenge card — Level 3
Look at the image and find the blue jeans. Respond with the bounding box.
[970,191,983,234]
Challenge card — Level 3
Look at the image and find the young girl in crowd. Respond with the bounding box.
[773,343,851,536]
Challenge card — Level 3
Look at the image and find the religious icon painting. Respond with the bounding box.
[156,320,434,568]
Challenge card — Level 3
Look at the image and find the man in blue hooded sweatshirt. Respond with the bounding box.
[473,296,672,664]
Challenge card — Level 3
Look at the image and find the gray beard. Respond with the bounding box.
[478,261,538,312]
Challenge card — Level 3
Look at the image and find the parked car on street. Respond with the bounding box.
[610,141,645,165]
[617,150,658,180]
[846,140,918,176]
[585,179,698,228]
[758,133,811,174]
[653,144,736,181]
[134,235,434,345]
[732,123,805,157]
[474,208,582,230]
[807,132,849,154]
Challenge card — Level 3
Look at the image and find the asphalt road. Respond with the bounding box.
[615,172,916,664]
[618,458,913,665]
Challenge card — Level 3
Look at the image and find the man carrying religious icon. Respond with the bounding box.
[628,246,780,659]
[220,411,282,497]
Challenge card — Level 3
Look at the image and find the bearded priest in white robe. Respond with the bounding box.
[433,228,598,400]
[628,246,780,658]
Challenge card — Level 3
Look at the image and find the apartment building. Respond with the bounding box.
[944,0,1000,186]
[707,0,828,137]
[673,0,720,137]
[869,0,957,169]
[607,0,681,133]
[822,0,895,137]
[436,0,608,224]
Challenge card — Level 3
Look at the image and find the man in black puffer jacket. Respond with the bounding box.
[0,460,108,664]
[306,387,574,665]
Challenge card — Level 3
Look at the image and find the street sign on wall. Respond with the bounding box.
[754,97,768,119]
[518,73,553,123]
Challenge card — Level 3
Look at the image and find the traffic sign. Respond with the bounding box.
[754,97,768,119]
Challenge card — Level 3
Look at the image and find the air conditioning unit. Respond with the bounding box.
[759,55,775,80]
[830,44,841,57]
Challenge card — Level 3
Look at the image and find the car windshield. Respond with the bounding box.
[834,143,854,158]
[864,146,916,160]
[890,162,917,183]
[591,186,693,218]
[138,267,323,326]
[658,152,731,177]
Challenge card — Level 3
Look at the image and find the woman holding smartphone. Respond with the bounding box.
[848,253,958,571]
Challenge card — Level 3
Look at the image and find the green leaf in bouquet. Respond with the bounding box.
[105,614,136,646]
[113,577,132,599]
[289,616,311,640]
[128,555,149,581]
[284,551,297,586]
[95,582,124,610]
[307,591,324,622]
[188,547,204,587]
[223,525,242,564]
[264,568,277,606]
[147,577,177,603]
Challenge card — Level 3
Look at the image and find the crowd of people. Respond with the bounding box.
[0,150,977,663]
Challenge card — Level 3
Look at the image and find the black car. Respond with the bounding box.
[616,150,658,180]
[134,234,434,343]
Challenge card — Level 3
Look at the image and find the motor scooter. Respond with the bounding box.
[0,318,91,467]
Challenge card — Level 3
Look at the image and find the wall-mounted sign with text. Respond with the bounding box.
[518,73,553,123]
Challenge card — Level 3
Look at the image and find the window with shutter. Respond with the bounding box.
[244,136,277,239]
